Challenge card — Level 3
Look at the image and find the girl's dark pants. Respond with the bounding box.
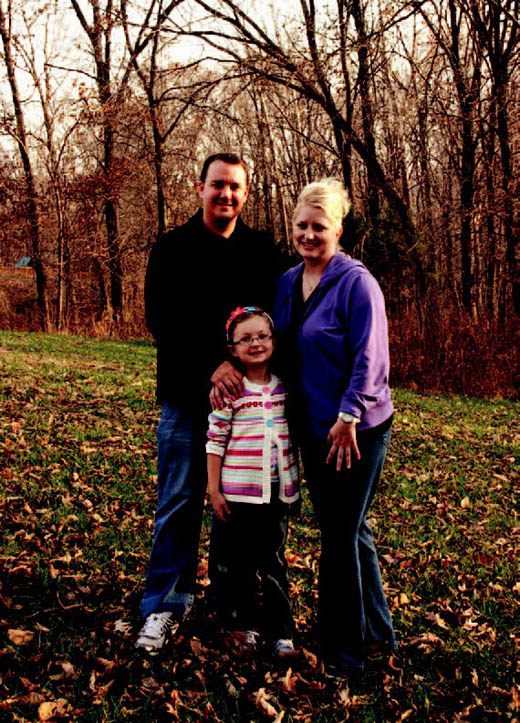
[300,423,395,668]
[209,487,294,640]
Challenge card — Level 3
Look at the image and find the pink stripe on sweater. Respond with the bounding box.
[225,449,263,456]
[223,463,263,471]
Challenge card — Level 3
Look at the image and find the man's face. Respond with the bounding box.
[199,161,249,234]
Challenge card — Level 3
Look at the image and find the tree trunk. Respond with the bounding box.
[495,72,519,315]
[263,98,291,249]
[351,0,380,226]
[71,0,123,325]
[0,5,50,331]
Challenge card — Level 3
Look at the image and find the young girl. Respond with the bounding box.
[206,306,299,656]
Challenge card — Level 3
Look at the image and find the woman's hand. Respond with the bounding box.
[326,419,361,471]
[209,489,231,522]
[210,361,244,410]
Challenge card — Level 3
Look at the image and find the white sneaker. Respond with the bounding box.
[241,629,260,653]
[135,612,176,655]
[274,638,295,657]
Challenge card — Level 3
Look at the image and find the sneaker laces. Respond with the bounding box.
[139,612,173,640]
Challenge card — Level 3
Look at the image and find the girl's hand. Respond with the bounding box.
[210,490,231,522]
[326,419,361,471]
[210,361,244,410]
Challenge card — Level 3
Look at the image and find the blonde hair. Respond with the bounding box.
[293,178,351,228]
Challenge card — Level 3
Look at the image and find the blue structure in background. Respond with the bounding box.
[15,256,32,269]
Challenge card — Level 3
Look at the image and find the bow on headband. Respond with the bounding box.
[225,306,258,334]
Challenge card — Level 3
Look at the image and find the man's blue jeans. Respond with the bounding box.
[141,403,207,619]
[301,424,395,668]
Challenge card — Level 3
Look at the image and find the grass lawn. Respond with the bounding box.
[0,331,518,721]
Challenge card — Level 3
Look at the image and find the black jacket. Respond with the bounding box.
[145,210,284,409]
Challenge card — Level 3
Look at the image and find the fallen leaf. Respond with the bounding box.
[510,685,519,712]
[422,632,441,643]
[203,700,221,721]
[95,657,115,672]
[8,629,34,645]
[113,619,132,635]
[166,689,182,718]
[38,698,70,720]
[190,637,202,656]
[337,686,350,706]
[253,688,282,719]
[282,668,298,694]
[15,691,46,706]
[301,647,318,668]
[141,676,164,695]
[398,711,414,722]
[59,661,77,678]
[20,676,39,691]
[225,678,239,698]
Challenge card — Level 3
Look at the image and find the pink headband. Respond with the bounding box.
[225,306,274,342]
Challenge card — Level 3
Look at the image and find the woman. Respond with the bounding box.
[273,178,396,673]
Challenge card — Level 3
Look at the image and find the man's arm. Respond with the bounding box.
[144,236,169,341]
[210,361,244,409]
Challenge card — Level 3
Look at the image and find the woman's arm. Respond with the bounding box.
[327,273,389,470]
[340,273,390,418]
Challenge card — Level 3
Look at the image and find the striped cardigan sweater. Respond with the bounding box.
[206,374,300,504]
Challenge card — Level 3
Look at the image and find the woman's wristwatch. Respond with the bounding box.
[338,412,358,424]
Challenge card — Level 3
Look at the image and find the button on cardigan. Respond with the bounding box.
[206,375,300,504]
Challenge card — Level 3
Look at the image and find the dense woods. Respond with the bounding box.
[0,0,518,397]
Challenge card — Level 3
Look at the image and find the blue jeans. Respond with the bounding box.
[141,403,207,619]
[301,424,395,668]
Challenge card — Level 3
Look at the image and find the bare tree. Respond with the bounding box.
[69,0,124,323]
[464,0,519,315]
[177,0,418,247]
[120,0,222,237]
[70,0,182,322]
[418,0,484,315]
[0,0,50,330]
[14,6,82,330]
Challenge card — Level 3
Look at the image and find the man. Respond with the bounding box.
[136,153,282,654]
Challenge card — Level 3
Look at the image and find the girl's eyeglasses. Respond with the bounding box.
[231,333,273,347]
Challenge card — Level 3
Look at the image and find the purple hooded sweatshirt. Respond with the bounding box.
[273,252,393,439]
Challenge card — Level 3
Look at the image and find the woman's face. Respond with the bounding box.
[292,204,342,266]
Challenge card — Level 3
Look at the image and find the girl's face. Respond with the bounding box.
[293,204,342,266]
[230,316,274,367]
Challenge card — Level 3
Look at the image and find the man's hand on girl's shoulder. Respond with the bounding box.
[210,361,244,410]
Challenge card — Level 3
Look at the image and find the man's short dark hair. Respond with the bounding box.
[200,153,249,185]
